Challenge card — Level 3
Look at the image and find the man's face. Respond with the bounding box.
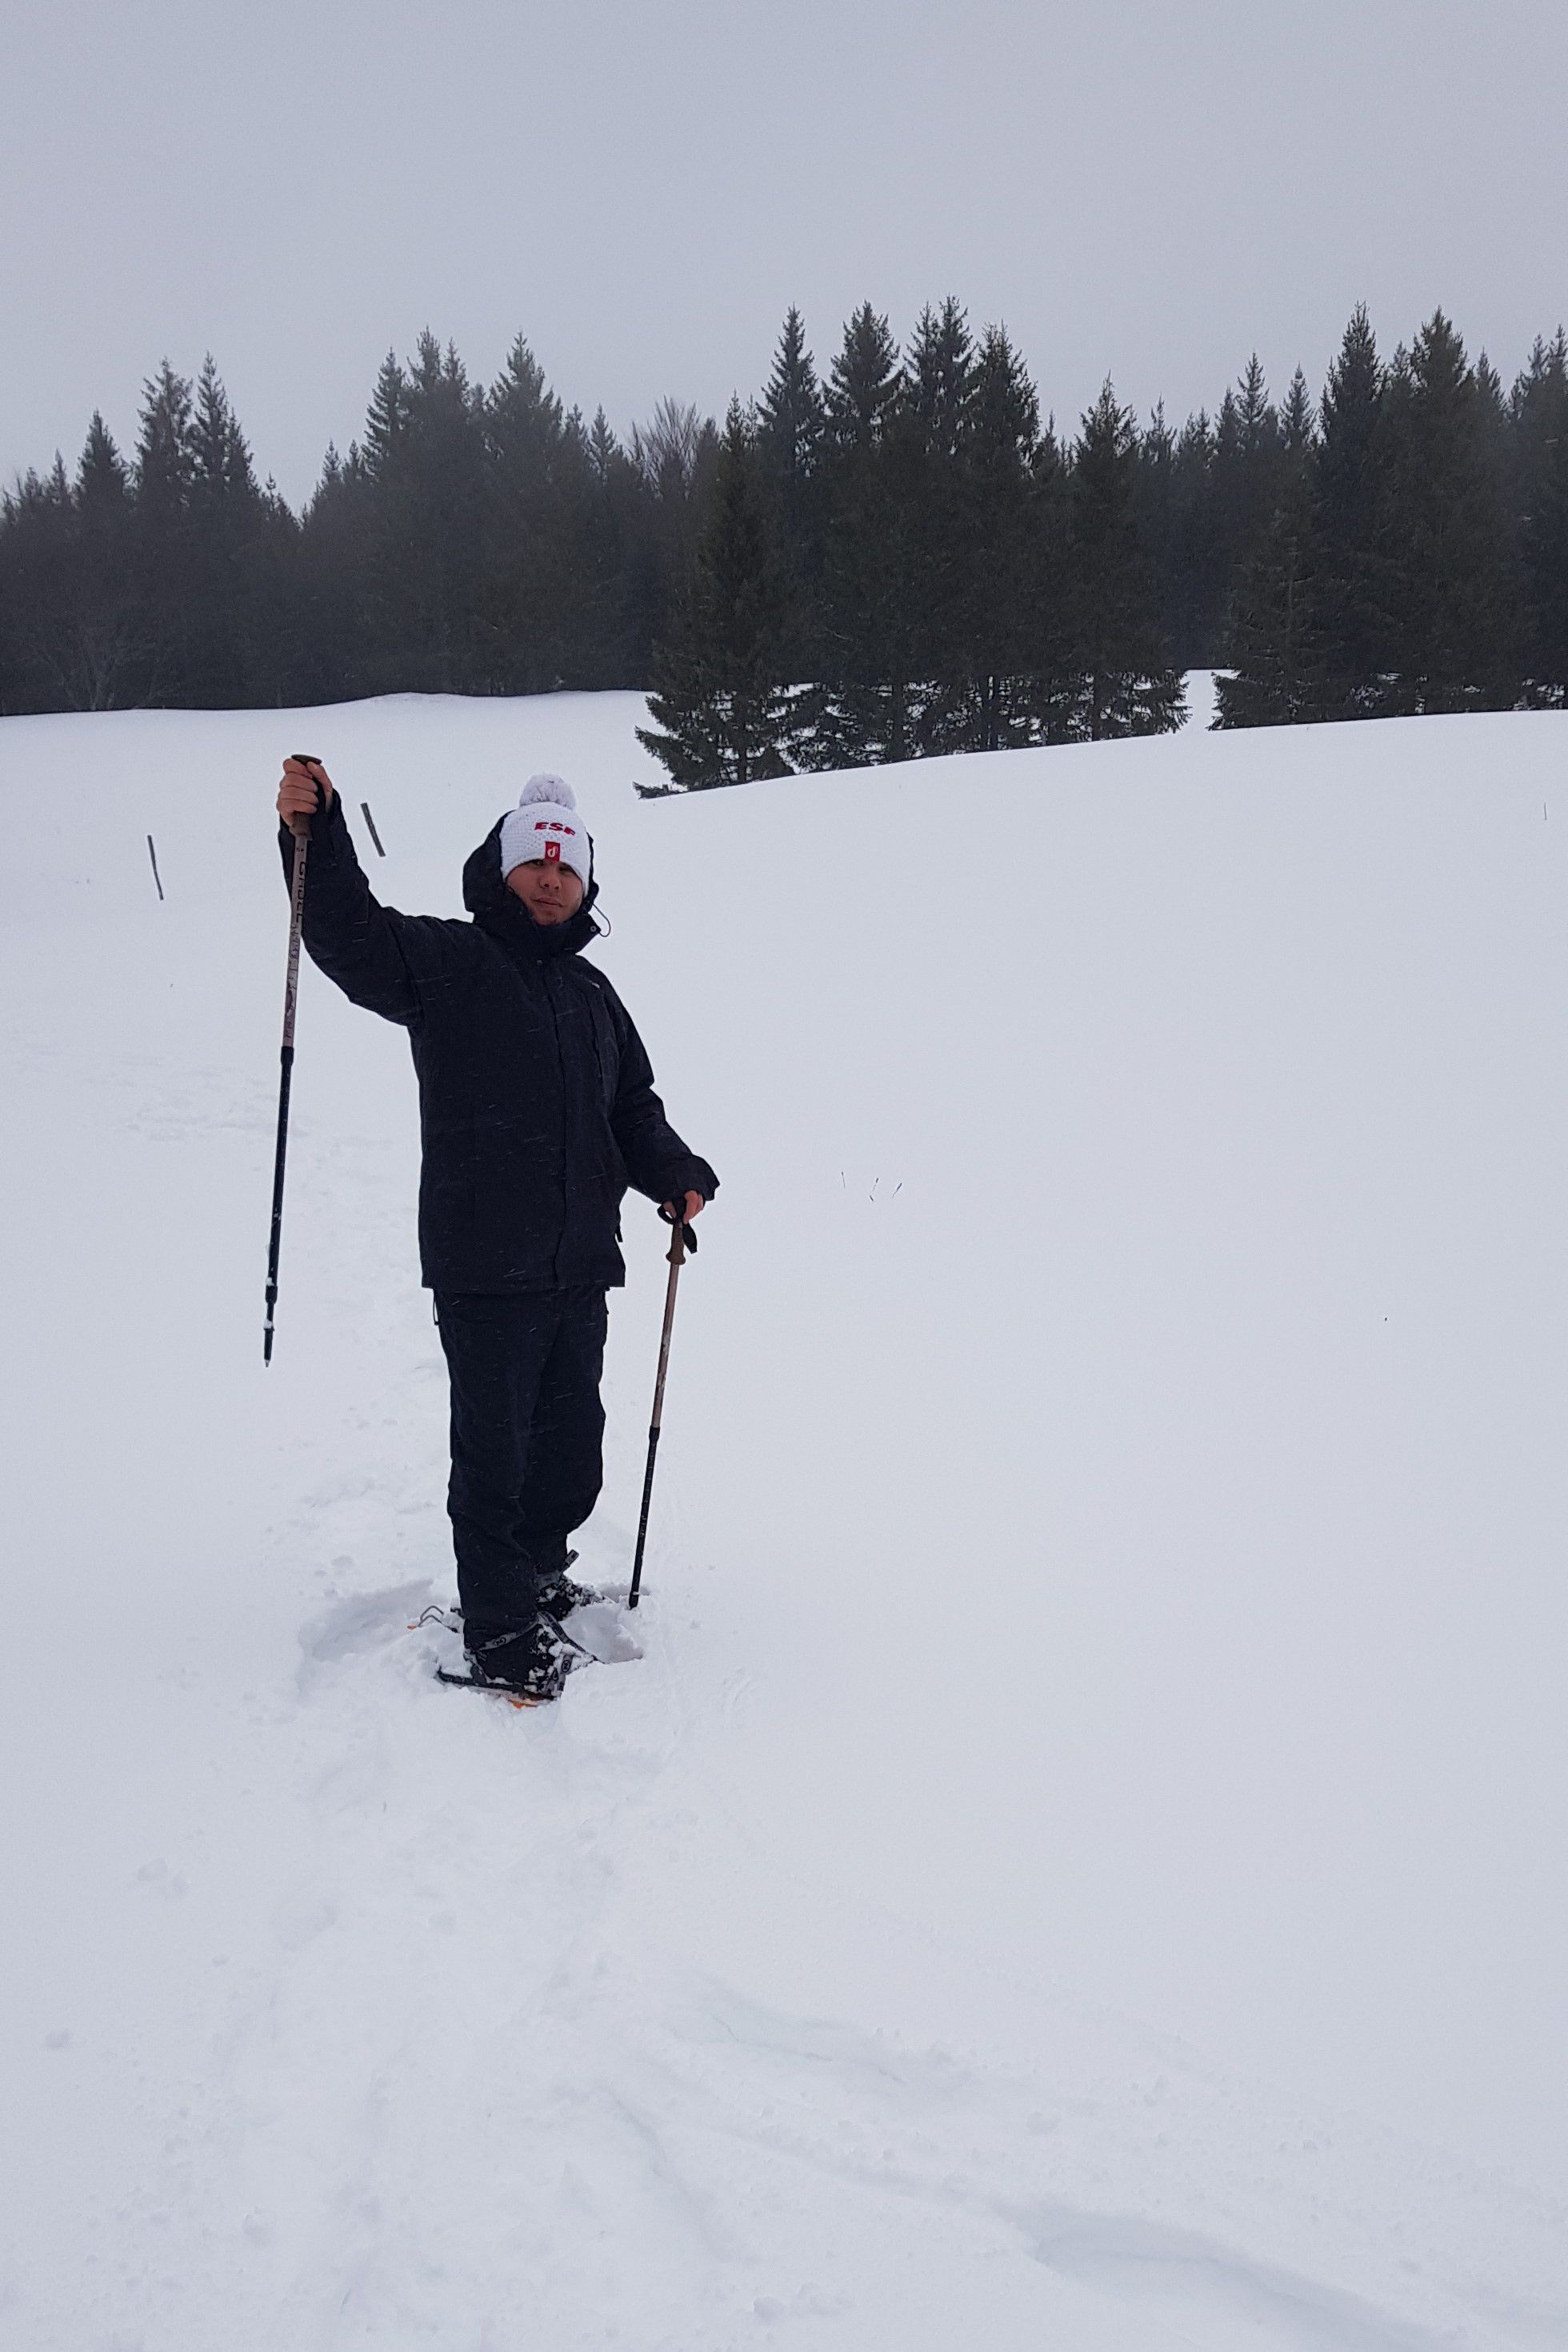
[506,857,586,926]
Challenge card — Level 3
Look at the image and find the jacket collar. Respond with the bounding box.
[463,816,600,965]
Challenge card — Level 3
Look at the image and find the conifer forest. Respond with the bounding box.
[2,302,1564,784]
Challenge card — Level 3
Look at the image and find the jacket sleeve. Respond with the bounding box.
[277,796,447,1029]
[609,1003,719,1208]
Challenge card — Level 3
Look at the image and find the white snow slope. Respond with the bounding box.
[2,691,1567,2351]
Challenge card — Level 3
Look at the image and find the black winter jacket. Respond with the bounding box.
[278,797,718,1292]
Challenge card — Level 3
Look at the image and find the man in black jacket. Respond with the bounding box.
[276,757,718,1699]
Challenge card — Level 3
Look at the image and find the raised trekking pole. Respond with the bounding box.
[262,757,322,1365]
[628,1208,694,1608]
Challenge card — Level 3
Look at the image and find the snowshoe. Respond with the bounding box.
[441,1614,574,1703]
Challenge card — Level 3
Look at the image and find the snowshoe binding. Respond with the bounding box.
[537,1550,603,1622]
[438,1613,577,1706]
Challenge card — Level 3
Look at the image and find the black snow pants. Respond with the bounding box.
[433,1286,608,1640]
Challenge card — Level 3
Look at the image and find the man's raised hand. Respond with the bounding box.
[277,755,334,838]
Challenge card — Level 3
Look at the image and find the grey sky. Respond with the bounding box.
[6,0,1565,507]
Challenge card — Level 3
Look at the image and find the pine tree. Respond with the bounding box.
[186,356,265,703]
[900,298,974,740]
[1475,350,1510,478]
[823,302,902,451]
[1165,409,1223,666]
[190,354,257,498]
[1215,368,1318,727]
[807,304,922,766]
[637,402,795,789]
[1211,357,1283,662]
[1063,383,1183,738]
[0,458,75,710]
[905,298,972,462]
[1134,403,1180,660]
[408,333,490,690]
[948,322,1042,750]
[295,441,374,702]
[488,336,565,475]
[343,355,410,691]
[1026,418,1077,739]
[570,406,649,686]
[756,307,825,494]
[1282,367,1313,454]
[1306,306,1394,716]
[66,414,138,709]
[485,335,574,690]
[362,351,412,484]
[249,475,303,706]
[358,331,490,692]
[1380,310,1519,711]
[77,411,130,514]
[586,406,621,489]
[132,361,197,702]
[755,308,826,679]
[1512,329,1568,699]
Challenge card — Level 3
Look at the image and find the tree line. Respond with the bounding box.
[1,306,1563,782]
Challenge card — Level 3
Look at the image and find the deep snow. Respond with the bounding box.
[2,688,1566,2349]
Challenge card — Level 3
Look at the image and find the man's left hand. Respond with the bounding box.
[662,1190,706,1226]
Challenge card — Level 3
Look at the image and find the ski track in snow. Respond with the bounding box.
[3,690,1568,2347]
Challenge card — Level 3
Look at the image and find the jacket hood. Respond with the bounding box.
[462,815,600,959]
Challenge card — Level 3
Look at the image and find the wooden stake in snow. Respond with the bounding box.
[147,834,164,901]
[361,802,386,856]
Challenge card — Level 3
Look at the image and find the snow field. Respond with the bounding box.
[2,689,1566,2347]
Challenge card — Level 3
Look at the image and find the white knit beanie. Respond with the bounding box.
[498,775,592,889]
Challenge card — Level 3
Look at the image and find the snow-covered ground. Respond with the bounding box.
[2,688,1567,2349]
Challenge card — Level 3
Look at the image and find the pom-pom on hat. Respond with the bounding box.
[499,774,592,889]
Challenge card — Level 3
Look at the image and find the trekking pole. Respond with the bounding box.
[262,757,322,1365]
[628,1209,694,1608]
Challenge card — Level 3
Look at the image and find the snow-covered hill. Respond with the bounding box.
[2,690,1566,2349]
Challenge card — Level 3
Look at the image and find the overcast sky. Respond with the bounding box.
[5,0,1565,507]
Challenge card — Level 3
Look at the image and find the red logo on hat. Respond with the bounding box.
[543,839,561,863]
